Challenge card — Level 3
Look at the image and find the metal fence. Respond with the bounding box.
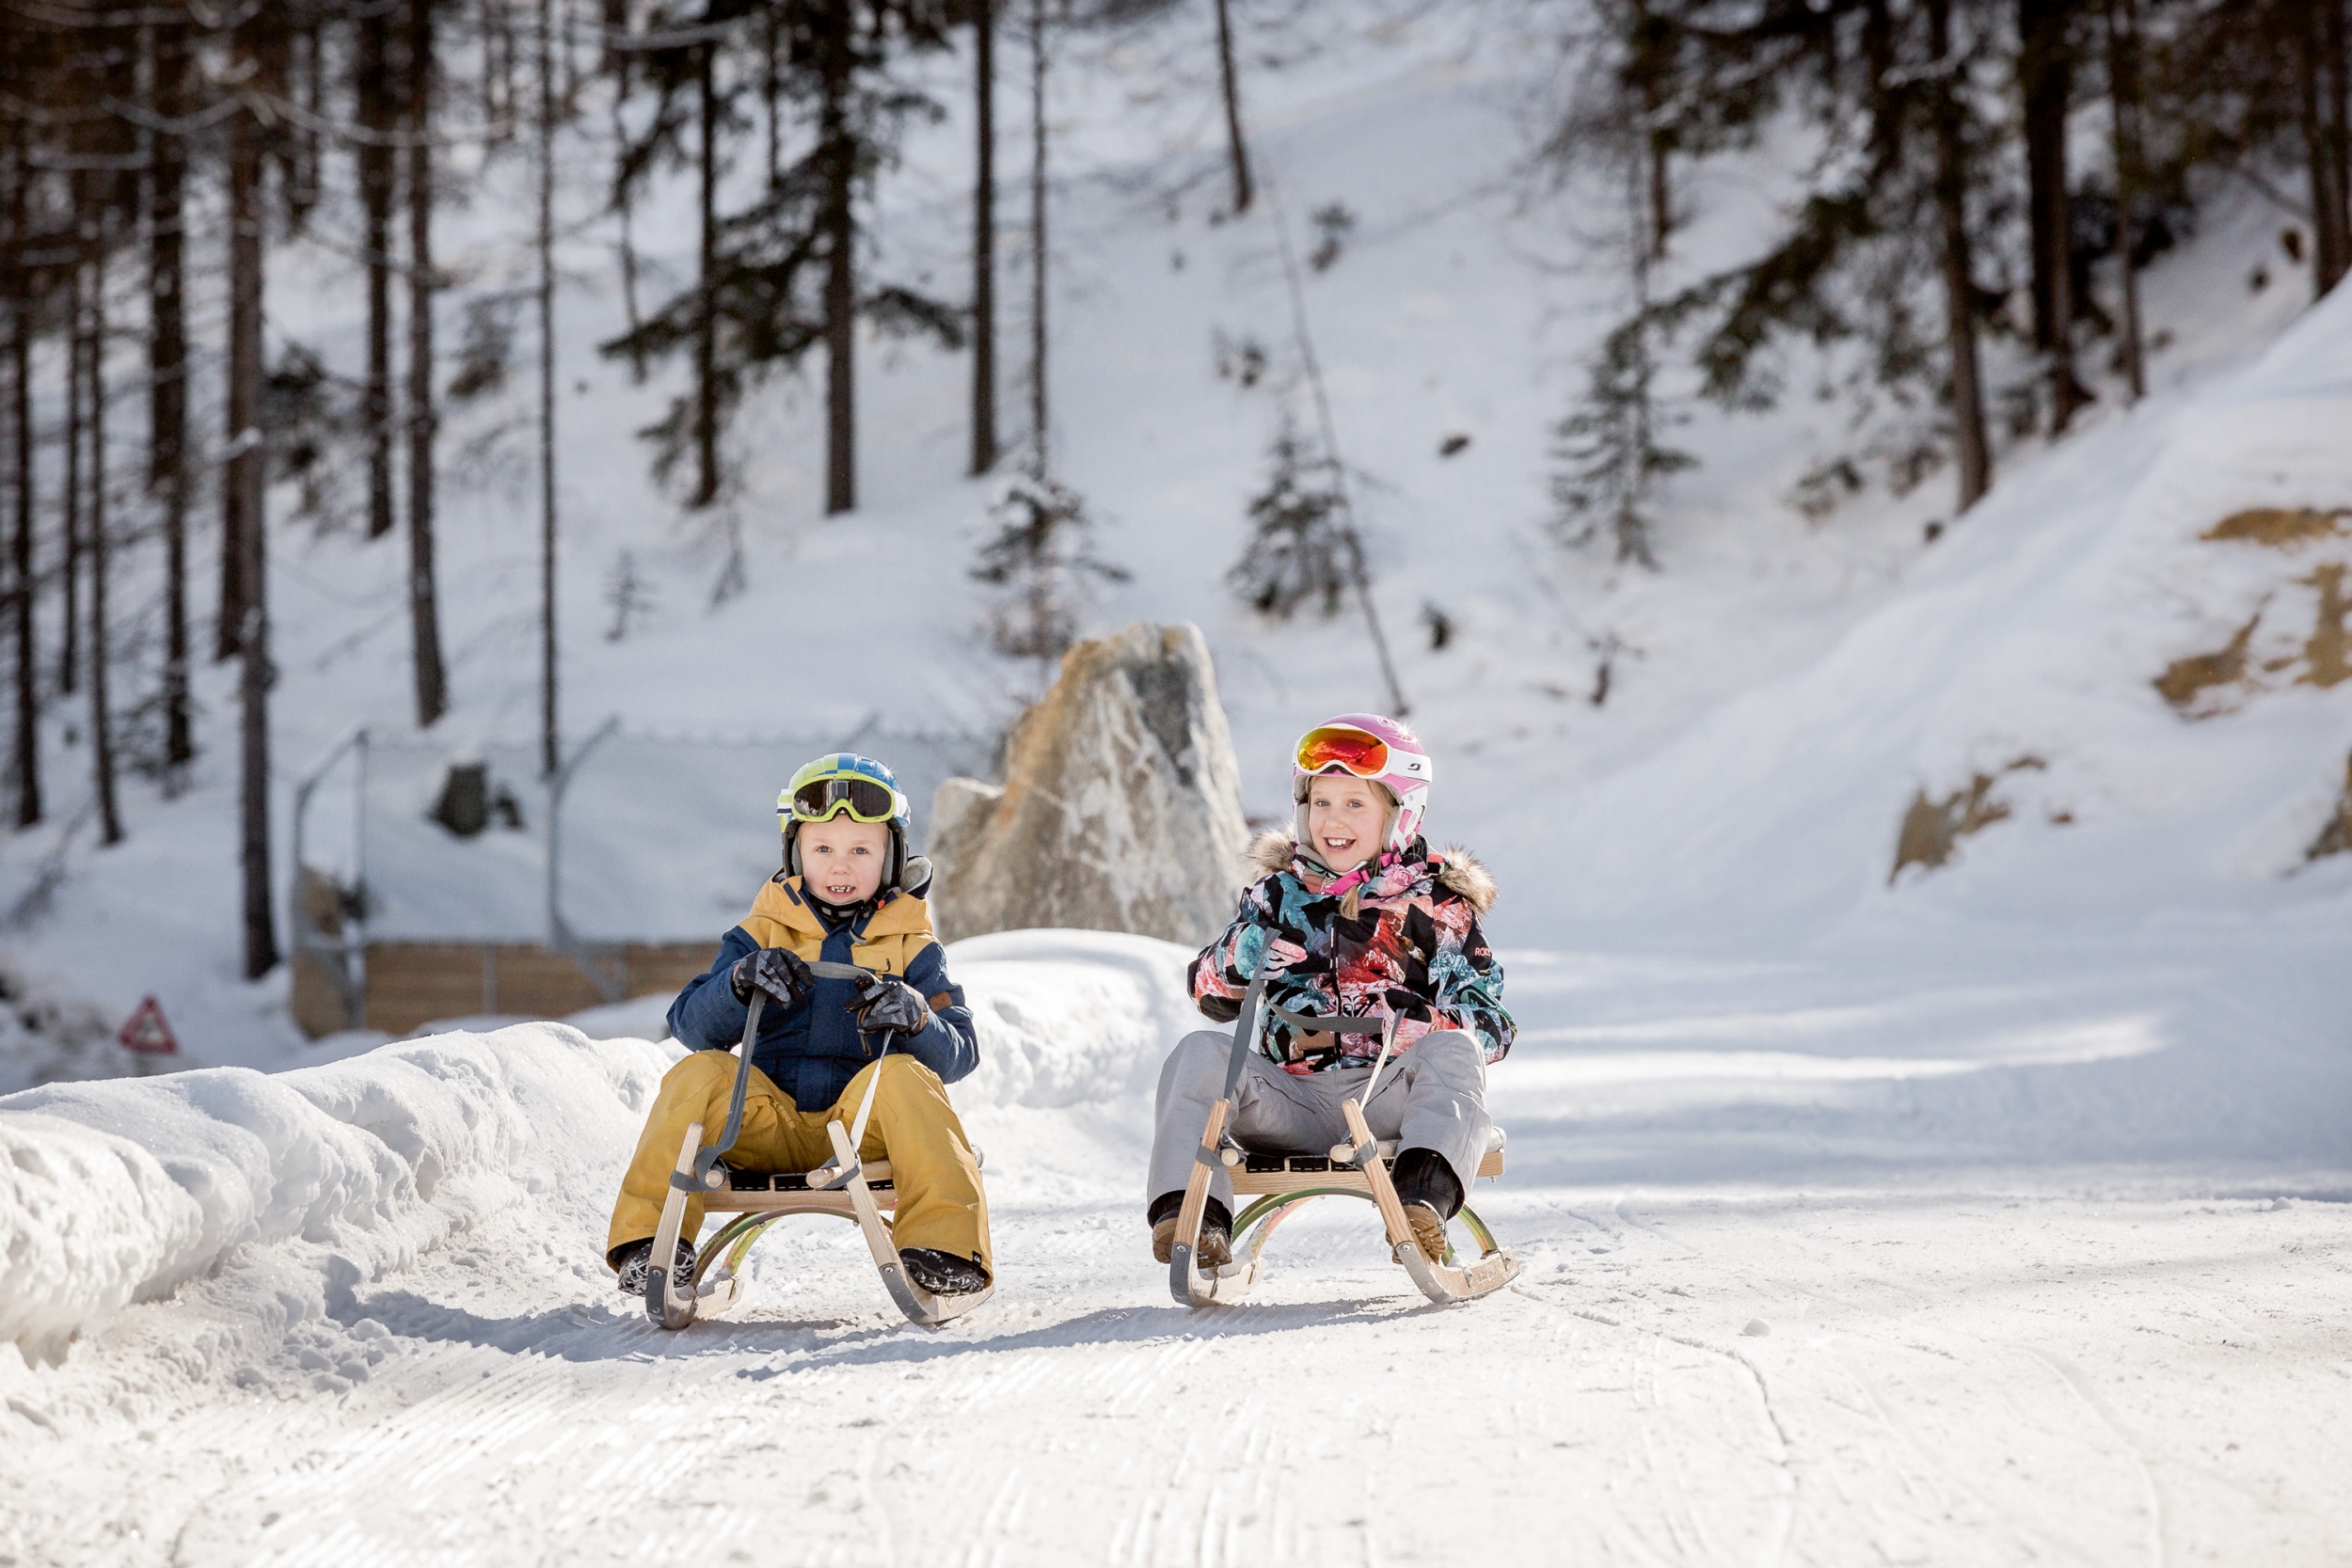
[291,724,991,1032]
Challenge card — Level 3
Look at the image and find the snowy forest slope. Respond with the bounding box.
[0,0,2347,1078]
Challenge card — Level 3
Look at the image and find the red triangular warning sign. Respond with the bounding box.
[119,996,179,1054]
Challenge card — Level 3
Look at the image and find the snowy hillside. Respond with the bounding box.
[2,2,2341,1071]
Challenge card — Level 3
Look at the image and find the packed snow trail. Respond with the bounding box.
[5,928,2349,1567]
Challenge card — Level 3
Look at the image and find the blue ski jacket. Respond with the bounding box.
[666,872,979,1112]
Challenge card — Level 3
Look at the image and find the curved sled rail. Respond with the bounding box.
[1168,990,1519,1308]
[1169,957,1269,1306]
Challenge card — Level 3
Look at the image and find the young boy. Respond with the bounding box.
[606,753,992,1299]
[1148,714,1512,1268]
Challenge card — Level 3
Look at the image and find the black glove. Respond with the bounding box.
[849,973,930,1037]
[730,947,813,1009]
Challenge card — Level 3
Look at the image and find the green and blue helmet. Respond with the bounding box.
[778,753,914,891]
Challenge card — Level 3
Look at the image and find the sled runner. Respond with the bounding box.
[1168,970,1520,1309]
[644,961,993,1333]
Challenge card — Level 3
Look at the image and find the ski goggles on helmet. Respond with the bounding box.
[788,776,901,824]
[780,755,909,828]
[1294,722,1391,780]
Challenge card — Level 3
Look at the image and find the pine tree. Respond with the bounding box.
[971,470,1125,661]
[600,0,960,516]
[1548,0,1695,566]
[1551,316,1694,570]
[1604,0,1997,520]
[1228,417,1349,619]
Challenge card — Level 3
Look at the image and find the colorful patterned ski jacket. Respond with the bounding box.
[1187,829,1513,1069]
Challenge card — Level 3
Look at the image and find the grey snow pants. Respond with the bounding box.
[1146,1028,1491,1213]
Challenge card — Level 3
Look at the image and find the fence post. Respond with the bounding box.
[547,715,624,1003]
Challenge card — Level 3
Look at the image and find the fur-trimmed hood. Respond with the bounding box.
[1243,827,1497,913]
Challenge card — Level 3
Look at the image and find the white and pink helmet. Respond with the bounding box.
[1291,713,1434,859]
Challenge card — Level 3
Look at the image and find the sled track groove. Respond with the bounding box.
[1512,1288,1798,1568]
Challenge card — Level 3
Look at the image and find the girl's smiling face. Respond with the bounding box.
[798,815,889,904]
[1304,773,1391,875]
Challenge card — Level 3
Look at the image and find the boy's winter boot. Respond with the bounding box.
[1147,1191,1232,1267]
[1390,1148,1464,1266]
[612,1236,698,1296]
[899,1248,991,1295]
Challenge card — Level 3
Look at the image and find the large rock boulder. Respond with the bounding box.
[928,623,1250,945]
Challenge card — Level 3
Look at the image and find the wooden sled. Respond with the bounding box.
[644,964,993,1333]
[1168,978,1521,1309]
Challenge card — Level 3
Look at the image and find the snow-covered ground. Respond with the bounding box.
[7,3,2352,1560]
[5,928,2348,1566]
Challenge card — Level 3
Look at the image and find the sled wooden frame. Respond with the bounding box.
[644,963,993,1333]
[1168,977,1521,1308]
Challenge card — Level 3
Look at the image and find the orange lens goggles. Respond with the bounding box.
[1294,724,1390,779]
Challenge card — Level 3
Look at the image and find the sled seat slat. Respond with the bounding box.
[700,1161,898,1213]
[1230,1147,1504,1195]
[724,1161,894,1191]
[1228,1127,1505,1194]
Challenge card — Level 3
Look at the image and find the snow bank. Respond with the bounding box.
[0,932,1193,1354]
[949,929,1198,1108]
[0,1026,675,1358]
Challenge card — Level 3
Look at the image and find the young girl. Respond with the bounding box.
[1147,714,1513,1267]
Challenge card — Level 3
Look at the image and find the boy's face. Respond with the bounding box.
[1304,774,1388,875]
[798,815,890,904]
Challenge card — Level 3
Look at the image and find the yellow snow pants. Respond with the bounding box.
[605,1050,992,1275]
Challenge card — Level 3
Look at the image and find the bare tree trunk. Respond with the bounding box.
[230,25,277,978]
[217,138,251,661]
[2019,0,2087,429]
[692,40,720,509]
[2329,0,2352,261]
[1632,0,1671,259]
[970,0,997,477]
[1931,0,1992,510]
[1028,0,1046,475]
[611,89,647,381]
[408,0,450,726]
[286,23,324,231]
[61,254,82,694]
[822,0,856,515]
[150,17,194,768]
[1616,149,1660,568]
[539,0,560,777]
[7,160,37,829]
[359,0,398,538]
[2299,0,2351,296]
[86,250,119,847]
[764,5,783,183]
[2106,0,2145,401]
[1212,0,1251,214]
